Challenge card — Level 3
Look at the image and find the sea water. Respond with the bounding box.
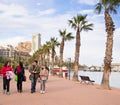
[70,71,120,89]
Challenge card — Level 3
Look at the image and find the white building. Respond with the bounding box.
[111,63,120,72]
[32,33,41,52]
[0,45,14,58]
[101,63,120,72]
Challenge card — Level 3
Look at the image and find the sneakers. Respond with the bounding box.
[3,90,10,95]
[6,91,10,95]
[3,90,7,94]
[31,90,35,93]
[18,90,23,93]
[40,91,45,94]
[42,91,45,94]
[40,91,43,94]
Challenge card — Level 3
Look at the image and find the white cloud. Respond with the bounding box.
[36,2,42,6]
[78,0,99,5]
[0,36,29,47]
[0,3,28,17]
[80,9,94,14]
[38,8,56,16]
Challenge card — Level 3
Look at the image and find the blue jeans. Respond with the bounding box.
[31,77,37,92]
[40,80,46,91]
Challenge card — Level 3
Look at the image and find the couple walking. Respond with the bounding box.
[29,60,49,94]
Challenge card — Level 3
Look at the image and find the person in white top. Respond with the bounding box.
[40,66,48,94]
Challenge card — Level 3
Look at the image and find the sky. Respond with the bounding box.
[0,0,120,66]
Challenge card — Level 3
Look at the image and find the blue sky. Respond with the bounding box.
[0,0,120,66]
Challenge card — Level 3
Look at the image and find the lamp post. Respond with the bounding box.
[68,58,71,80]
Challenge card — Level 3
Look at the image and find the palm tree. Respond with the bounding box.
[59,29,74,77]
[48,37,60,75]
[69,14,93,81]
[42,42,51,66]
[95,0,120,89]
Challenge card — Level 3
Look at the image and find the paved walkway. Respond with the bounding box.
[0,71,120,105]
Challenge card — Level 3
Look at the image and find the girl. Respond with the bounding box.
[1,61,13,95]
[40,66,48,94]
[14,61,25,93]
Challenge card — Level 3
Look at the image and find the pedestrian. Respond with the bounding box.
[45,66,49,81]
[14,61,25,93]
[29,60,40,93]
[1,61,13,95]
[40,66,48,94]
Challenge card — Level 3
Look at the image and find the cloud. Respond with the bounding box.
[0,3,28,17]
[38,8,56,16]
[78,0,99,5]
[80,9,94,14]
[36,2,42,6]
[0,36,29,47]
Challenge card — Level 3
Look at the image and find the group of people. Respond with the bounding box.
[29,60,49,94]
[0,60,49,95]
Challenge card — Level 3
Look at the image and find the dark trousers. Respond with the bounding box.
[17,74,23,91]
[3,78,10,92]
[31,77,37,92]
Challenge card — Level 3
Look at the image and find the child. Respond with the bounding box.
[40,66,48,94]
[1,61,13,95]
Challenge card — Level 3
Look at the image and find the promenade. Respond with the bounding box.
[0,71,120,105]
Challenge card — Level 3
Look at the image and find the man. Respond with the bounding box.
[29,60,40,93]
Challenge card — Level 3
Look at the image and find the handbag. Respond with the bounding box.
[29,74,32,80]
[23,75,26,82]
[14,75,18,81]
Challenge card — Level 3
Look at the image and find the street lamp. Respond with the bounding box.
[68,58,71,80]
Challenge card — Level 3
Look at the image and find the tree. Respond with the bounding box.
[69,14,93,81]
[95,0,120,89]
[48,37,60,75]
[42,42,51,66]
[59,29,74,77]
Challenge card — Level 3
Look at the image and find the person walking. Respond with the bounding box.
[29,60,40,93]
[14,61,25,93]
[1,61,13,95]
[40,66,48,94]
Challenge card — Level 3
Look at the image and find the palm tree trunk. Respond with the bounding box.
[59,39,64,77]
[47,51,50,67]
[51,48,55,75]
[39,54,42,66]
[101,11,114,89]
[73,28,80,81]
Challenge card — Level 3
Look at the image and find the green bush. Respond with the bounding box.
[0,63,4,70]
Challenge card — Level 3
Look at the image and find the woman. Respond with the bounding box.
[14,61,25,93]
[1,61,13,95]
[40,66,48,94]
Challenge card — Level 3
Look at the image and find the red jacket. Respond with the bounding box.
[1,66,12,78]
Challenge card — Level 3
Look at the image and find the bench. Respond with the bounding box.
[79,75,95,85]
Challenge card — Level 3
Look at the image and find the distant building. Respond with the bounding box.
[0,45,14,58]
[101,63,120,72]
[32,33,41,52]
[16,41,32,53]
[14,50,31,61]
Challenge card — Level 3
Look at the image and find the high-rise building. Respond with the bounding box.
[16,41,32,53]
[32,33,41,52]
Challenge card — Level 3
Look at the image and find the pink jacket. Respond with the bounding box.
[1,66,12,78]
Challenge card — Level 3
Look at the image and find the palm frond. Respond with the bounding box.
[95,3,102,14]
[81,23,93,32]
[68,19,77,30]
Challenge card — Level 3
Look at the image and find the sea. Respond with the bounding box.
[70,71,120,89]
